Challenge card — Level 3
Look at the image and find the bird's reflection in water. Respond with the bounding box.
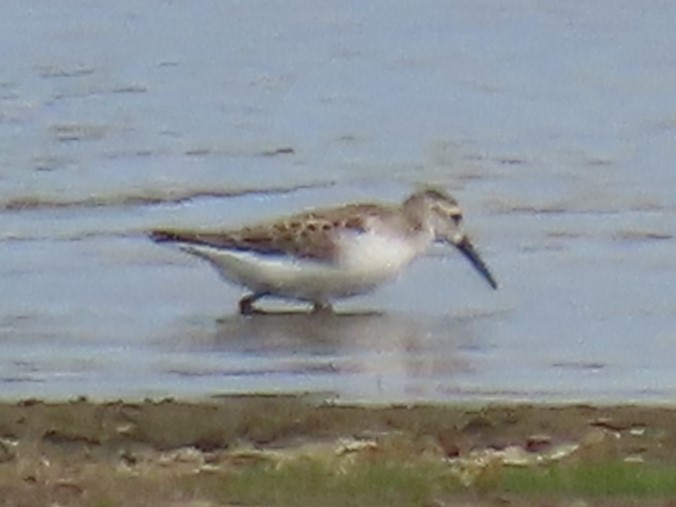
[161,309,499,400]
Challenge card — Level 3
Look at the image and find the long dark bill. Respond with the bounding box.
[455,236,498,289]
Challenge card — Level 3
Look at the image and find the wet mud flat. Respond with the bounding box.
[1,396,676,507]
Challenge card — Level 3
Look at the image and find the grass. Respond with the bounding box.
[175,458,676,507]
[498,461,676,498]
[4,399,676,505]
[180,459,461,507]
[6,450,676,506]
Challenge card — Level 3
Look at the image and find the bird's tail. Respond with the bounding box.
[148,229,190,244]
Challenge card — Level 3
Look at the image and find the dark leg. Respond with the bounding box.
[238,292,269,315]
[311,302,334,314]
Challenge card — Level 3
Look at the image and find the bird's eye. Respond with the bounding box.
[450,213,463,225]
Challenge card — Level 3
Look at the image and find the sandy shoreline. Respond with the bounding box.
[1,396,676,506]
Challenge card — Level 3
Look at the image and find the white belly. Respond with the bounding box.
[179,232,425,303]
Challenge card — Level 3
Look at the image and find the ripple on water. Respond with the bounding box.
[0,181,336,212]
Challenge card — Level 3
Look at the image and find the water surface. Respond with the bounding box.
[1,0,675,403]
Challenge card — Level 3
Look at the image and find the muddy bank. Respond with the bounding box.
[1,396,676,506]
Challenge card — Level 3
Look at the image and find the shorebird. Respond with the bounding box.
[150,187,498,315]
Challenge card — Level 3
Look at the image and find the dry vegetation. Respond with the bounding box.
[1,396,676,506]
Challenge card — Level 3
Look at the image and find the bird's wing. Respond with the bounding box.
[149,204,388,263]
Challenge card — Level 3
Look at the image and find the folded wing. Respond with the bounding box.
[149,205,383,263]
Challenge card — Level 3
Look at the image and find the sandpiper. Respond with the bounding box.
[150,187,498,315]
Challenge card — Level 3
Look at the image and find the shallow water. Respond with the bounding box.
[1,0,675,403]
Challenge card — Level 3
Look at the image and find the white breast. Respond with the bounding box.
[337,230,421,276]
[178,230,429,303]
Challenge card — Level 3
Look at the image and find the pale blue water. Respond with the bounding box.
[1,0,675,403]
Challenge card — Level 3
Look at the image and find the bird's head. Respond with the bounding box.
[404,187,498,290]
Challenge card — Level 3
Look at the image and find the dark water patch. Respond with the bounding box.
[0,230,139,243]
[101,149,160,160]
[33,164,57,173]
[546,231,587,239]
[0,377,44,384]
[496,157,526,166]
[165,368,266,378]
[612,231,673,243]
[333,134,360,143]
[0,315,32,327]
[49,123,108,143]
[520,243,568,253]
[585,157,613,167]
[35,65,95,79]
[552,361,606,371]
[111,84,148,94]
[489,199,669,216]
[184,145,296,158]
[489,201,571,215]
[51,89,105,101]
[622,199,669,213]
[437,386,556,398]
[0,181,336,211]
[261,146,295,157]
[166,362,342,379]
[30,156,78,173]
[50,84,147,101]
[184,148,211,156]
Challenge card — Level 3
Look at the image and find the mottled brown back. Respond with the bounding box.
[150,203,398,262]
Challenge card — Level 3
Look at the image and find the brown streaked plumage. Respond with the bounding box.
[151,204,405,262]
[149,187,497,314]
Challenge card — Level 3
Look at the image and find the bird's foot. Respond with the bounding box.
[238,293,268,316]
[311,302,334,315]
